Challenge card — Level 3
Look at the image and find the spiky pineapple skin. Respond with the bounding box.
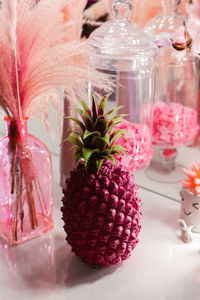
[61,160,142,267]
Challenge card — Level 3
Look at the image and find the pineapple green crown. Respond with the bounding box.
[65,94,127,171]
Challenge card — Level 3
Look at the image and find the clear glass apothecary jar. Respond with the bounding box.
[144,0,199,182]
[88,0,157,172]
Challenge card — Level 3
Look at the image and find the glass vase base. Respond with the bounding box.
[0,215,53,246]
[145,161,185,183]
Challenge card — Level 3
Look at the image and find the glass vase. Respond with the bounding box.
[144,0,200,182]
[88,0,157,173]
[144,0,186,44]
[0,118,54,246]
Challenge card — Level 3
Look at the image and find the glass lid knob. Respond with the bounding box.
[110,0,133,22]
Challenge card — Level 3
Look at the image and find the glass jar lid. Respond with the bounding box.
[88,0,157,58]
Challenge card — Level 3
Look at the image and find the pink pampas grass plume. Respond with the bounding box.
[62,0,87,40]
[7,0,18,47]
[0,0,111,122]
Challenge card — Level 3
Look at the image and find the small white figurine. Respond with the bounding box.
[179,219,194,243]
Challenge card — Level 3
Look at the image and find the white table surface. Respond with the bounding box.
[1,154,200,300]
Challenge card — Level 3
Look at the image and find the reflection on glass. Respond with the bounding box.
[0,233,55,289]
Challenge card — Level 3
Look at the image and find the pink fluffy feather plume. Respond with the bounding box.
[0,0,110,123]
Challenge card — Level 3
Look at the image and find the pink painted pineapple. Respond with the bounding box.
[61,95,142,266]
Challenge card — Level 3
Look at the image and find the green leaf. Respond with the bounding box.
[92,136,110,148]
[72,131,83,138]
[68,132,79,139]
[105,115,128,134]
[110,150,123,158]
[110,114,128,124]
[102,148,117,155]
[104,154,116,164]
[94,116,108,134]
[113,144,128,155]
[64,117,85,131]
[98,94,110,115]
[74,151,82,162]
[81,110,92,123]
[110,129,128,139]
[62,137,70,145]
[72,107,83,114]
[110,129,127,143]
[91,94,98,122]
[60,137,77,149]
[73,108,93,130]
[68,145,77,152]
[81,111,93,130]
[83,129,100,140]
[96,159,104,171]
[105,121,121,134]
[82,148,99,167]
[78,98,90,113]
[102,148,124,158]
[67,133,83,147]
[63,130,83,141]
[110,130,130,146]
[105,106,124,119]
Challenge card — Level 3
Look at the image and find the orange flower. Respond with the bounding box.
[182,161,200,195]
